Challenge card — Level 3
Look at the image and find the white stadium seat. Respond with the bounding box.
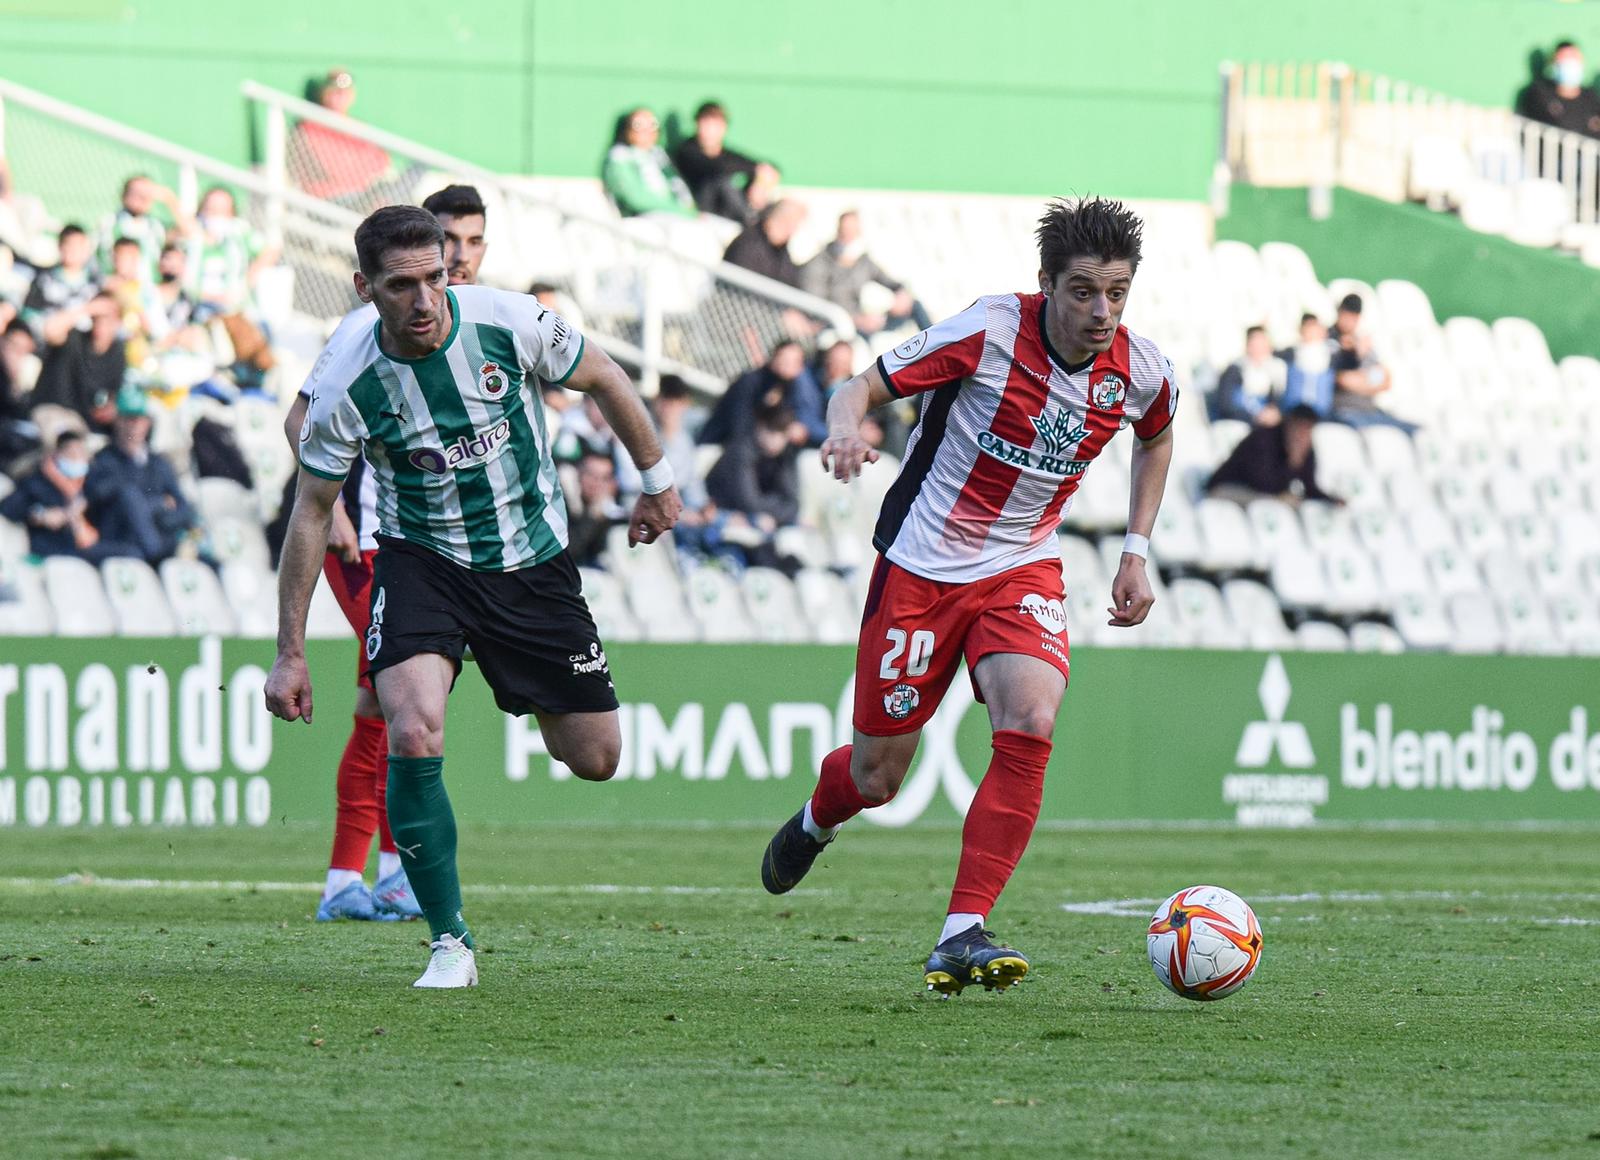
[741,568,811,643]
[1245,497,1307,562]
[577,566,643,642]
[100,557,178,636]
[1321,543,1385,615]
[1349,621,1406,654]
[160,558,238,636]
[43,556,116,636]
[1293,621,1350,651]
[794,568,860,645]
[221,563,276,638]
[1270,546,1328,612]
[1393,592,1453,651]
[1447,592,1504,653]
[1195,497,1260,572]
[683,567,757,642]
[0,558,55,636]
[306,573,352,640]
[1167,577,1244,648]
[1426,546,1485,598]
[1221,578,1294,649]
[624,569,699,643]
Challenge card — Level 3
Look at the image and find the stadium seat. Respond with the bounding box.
[1504,512,1557,560]
[1479,552,1534,601]
[1322,542,1385,615]
[1499,591,1558,654]
[1310,423,1368,480]
[1299,500,1359,555]
[221,563,277,638]
[1459,181,1515,236]
[577,566,643,642]
[1350,506,1407,558]
[1506,180,1572,249]
[1447,592,1505,653]
[624,569,699,642]
[0,514,28,560]
[1426,545,1485,598]
[1167,577,1244,648]
[1207,419,1251,463]
[741,568,810,643]
[1058,534,1106,592]
[1407,135,1471,210]
[1151,489,1205,571]
[792,568,859,644]
[1529,548,1584,598]
[1360,424,1418,479]
[1377,547,1430,597]
[683,566,758,642]
[1269,546,1328,612]
[1195,497,1260,572]
[1245,497,1307,563]
[1220,578,1294,649]
[42,556,117,636]
[1293,621,1350,651]
[1348,621,1406,654]
[196,477,258,526]
[0,558,54,635]
[1062,448,1130,533]
[206,516,273,574]
[1393,592,1453,651]
[159,558,238,636]
[306,573,353,639]
[100,557,178,636]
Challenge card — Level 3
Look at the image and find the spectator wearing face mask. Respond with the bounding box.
[0,430,141,561]
[1518,40,1600,138]
[1277,312,1335,418]
[1213,325,1288,424]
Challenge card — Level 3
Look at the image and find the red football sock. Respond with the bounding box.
[328,714,388,871]
[374,747,395,853]
[948,729,1052,916]
[809,744,885,828]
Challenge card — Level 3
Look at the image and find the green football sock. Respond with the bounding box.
[385,755,474,949]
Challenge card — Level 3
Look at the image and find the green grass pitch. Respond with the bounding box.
[3,822,1598,1158]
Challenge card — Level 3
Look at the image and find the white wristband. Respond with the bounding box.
[1122,532,1150,560]
[639,458,676,496]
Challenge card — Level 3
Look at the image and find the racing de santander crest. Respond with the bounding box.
[480,361,507,396]
[1091,372,1127,411]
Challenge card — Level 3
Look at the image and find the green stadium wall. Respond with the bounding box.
[4,1,1600,198]
[2,638,1598,830]
[1217,185,1600,361]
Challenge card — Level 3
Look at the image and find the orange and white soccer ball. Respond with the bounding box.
[1147,885,1263,1001]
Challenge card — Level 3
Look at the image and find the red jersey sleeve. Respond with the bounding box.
[1132,353,1179,441]
[875,299,988,398]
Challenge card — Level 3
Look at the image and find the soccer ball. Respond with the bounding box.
[1146,885,1262,1001]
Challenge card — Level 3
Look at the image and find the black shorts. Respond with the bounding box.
[365,537,619,717]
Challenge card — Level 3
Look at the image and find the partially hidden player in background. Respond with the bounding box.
[281,185,490,923]
[760,198,1176,995]
[268,204,683,988]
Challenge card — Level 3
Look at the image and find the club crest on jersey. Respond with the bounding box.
[1091,372,1128,411]
[884,683,920,721]
[1030,407,1090,457]
[479,361,507,396]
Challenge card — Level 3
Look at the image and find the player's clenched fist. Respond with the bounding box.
[820,434,880,482]
[265,655,315,723]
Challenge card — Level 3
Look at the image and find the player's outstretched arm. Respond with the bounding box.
[1108,424,1175,628]
[564,343,683,546]
[265,470,344,723]
[820,363,894,482]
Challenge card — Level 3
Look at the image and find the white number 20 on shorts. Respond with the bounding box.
[880,627,935,680]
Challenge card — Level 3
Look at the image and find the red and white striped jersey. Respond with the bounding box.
[872,292,1176,583]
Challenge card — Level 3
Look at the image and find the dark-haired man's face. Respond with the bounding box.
[357,244,451,359]
[437,212,486,285]
[1040,257,1132,363]
[58,232,91,271]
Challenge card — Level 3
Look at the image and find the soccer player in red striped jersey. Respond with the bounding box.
[760,198,1177,994]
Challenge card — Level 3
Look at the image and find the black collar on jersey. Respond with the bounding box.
[1038,298,1096,376]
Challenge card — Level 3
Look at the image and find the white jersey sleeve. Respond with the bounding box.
[489,290,586,385]
[298,385,368,482]
[299,303,378,400]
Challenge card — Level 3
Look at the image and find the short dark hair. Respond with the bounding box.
[111,236,141,253]
[1285,404,1321,425]
[1300,311,1321,327]
[421,184,487,221]
[694,101,727,122]
[354,205,446,279]
[1555,39,1578,54]
[755,402,794,433]
[121,174,149,198]
[1338,293,1363,314]
[657,374,690,401]
[53,429,85,453]
[1246,324,1267,341]
[4,317,34,339]
[160,242,185,258]
[527,280,559,297]
[58,224,86,244]
[1035,197,1144,280]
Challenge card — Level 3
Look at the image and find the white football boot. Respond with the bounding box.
[412,933,478,988]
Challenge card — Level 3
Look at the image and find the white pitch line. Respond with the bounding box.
[1063,890,1600,918]
[3,875,827,898]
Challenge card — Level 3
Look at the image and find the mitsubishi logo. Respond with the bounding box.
[1235,655,1315,768]
[1029,407,1089,457]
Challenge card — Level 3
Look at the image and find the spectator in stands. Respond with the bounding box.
[1325,294,1415,432]
[1206,404,1339,507]
[602,108,697,218]
[182,186,279,319]
[0,430,140,562]
[84,385,199,566]
[699,339,826,448]
[22,225,97,335]
[672,101,780,225]
[1213,325,1288,423]
[1277,312,1335,416]
[800,211,932,336]
[99,174,181,284]
[1518,40,1600,138]
[723,199,808,289]
[616,375,715,554]
[564,449,627,568]
[155,244,198,332]
[705,401,803,576]
[0,318,41,467]
[290,68,396,205]
[32,291,124,433]
[103,236,170,369]
[816,339,906,458]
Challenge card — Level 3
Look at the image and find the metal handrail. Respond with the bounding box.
[239,80,858,336]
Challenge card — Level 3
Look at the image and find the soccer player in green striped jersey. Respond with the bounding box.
[266,205,682,988]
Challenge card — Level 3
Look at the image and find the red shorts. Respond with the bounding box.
[853,554,1071,736]
[322,548,379,689]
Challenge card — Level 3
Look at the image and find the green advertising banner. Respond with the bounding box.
[1,638,1598,829]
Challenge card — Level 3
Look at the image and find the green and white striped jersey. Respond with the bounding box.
[298,285,583,572]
